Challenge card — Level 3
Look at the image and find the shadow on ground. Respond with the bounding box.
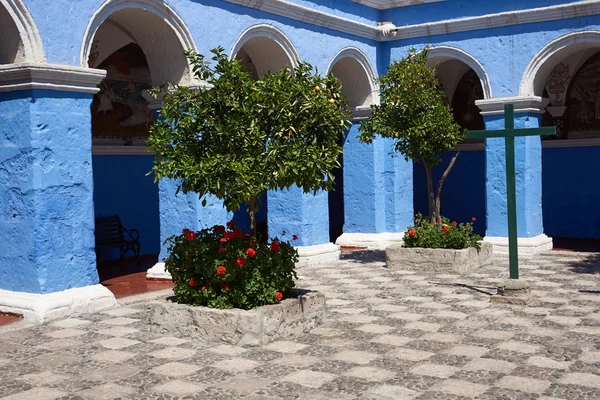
[561,252,600,275]
[340,250,386,264]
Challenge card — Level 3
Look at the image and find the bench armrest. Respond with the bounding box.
[124,228,140,241]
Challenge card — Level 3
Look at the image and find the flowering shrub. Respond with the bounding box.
[164,221,299,309]
[403,213,482,250]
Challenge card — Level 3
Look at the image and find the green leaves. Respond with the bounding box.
[149,48,351,215]
[359,47,465,168]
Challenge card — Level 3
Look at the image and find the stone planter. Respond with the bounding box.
[145,289,326,346]
[386,242,493,274]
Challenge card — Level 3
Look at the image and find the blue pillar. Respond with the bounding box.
[0,90,99,294]
[479,97,552,254]
[157,180,229,260]
[336,121,413,248]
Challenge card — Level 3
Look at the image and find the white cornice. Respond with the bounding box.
[351,0,444,10]
[385,1,600,41]
[222,0,380,40]
[475,96,550,115]
[0,63,106,94]
[223,0,600,42]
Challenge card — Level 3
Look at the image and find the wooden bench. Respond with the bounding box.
[95,215,141,265]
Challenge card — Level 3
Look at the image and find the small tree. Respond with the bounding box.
[149,48,351,237]
[359,48,465,225]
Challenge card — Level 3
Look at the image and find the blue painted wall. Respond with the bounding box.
[0,90,99,294]
[92,155,160,259]
[413,150,486,235]
[543,146,600,238]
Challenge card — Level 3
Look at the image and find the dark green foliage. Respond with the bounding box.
[165,222,298,309]
[403,214,482,250]
[148,47,351,231]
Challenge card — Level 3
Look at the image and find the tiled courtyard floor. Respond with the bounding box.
[1,251,599,400]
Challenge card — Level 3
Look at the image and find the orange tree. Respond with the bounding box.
[149,47,350,237]
[359,48,465,225]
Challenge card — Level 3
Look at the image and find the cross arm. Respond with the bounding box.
[466,126,556,139]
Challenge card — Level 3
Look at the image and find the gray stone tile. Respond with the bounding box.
[152,379,206,396]
[333,350,378,365]
[212,357,260,372]
[0,387,67,400]
[558,372,600,388]
[343,366,396,381]
[370,335,414,347]
[78,383,136,400]
[365,384,419,399]
[430,379,490,398]
[98,337,140,350]
[149,346,195,360]
[151,361,201,376]
[463,358,517,374]
[263,341,308,353]
[409,363,459,378]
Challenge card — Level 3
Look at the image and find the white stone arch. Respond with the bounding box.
[0,0,44,63]
[327,47,379,111]
[427,46,492,100]
[520,31,600,97]
[81,0,197,85]
[230,24,300,77]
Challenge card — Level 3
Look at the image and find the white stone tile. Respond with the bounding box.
[282,370,337,388]
[1,387,67,400]
[392,348,435,362]
[463,358,517,374]
[152,379,205,396]
[263,341,308,353]
[447,345,489,358]
[51,318,91,329]
[365,384,419,400]
[79,383,135,400]
[386,312,423,321]
[355,324,395,334]
[430,379,490,398]
[97,326,139,337]
[370,335,414,347]
[91,350,135,364]
[101,307,143,317]
[495,340,541,354]
[99,317,139,326]
[558,372,600,389]
[213,357,260,372]
[19,371,69,385]
[497,376,551,393]
[209,344,248,356]
[45,328,87,339]
[410,363,459,378]
[151,362,201,377]
[527,356,572,370]
[472,330,515,341]
[333,350,378,365]
[343,366,396,381]
[579,351,600,363]
[149,346,195,360]
[149,336,189,346]
[403,321,441,332]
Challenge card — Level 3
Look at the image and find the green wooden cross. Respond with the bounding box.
[466,104,555,280]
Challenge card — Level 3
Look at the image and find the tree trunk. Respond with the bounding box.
[435,152,460,228]
[248,197,257,237]
[424,164,437,225]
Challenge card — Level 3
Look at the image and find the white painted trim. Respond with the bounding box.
[475,96,549,115]
[351,0,444,9]
[0,62,106,93]
[224,1,600,42]
[427,46,493,100]
[336,232,404,250]
[484,234,553,257]
[147,262,171,280]
[351,106,373,121]
[327,46,380,107]
[230,24,302,68]
[223,0,380,41]
[542,138,600,148]
[0,284,117,323]
[80,0,198,82]
[520,31,600,97]
[296,243,341,266]
[0,0,45,62]
[387,1,600,41]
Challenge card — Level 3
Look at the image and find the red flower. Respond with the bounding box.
[226,219,236,228]
[442,235,446,239]
[250,240,257,248]
[443,225,450,232]
[246,248,257,258]
[236,257,246,267]
[213,225,225,233]
[218,246,227,253]
[244,234,251,240]
[452,221,457,226]
[221,282,230,291]
[233,229,243,238]
[437,219,441,224]
[219,237,227,243]
[182,228,190,235]
[189,278,198,287]
[201,286,207,291]
[271,241,281,252]
[466,223,470,228]
[472,217,477,222]
[224,232,234,239]
[185,231,196,241]
[275,291,283,301]
[408,228,416,238]
[292,235,298,241]
[217,266,226,275]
